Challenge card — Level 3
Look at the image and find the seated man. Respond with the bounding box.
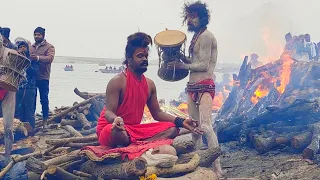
[97,32,202,147]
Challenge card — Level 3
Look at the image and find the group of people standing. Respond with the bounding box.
[0,26,55,132]
[284,33,319,61]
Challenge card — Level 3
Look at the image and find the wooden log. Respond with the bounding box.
[146,154,200,177]
[74,87,105,100]
[80,127,96,136]
[251,133,296,154]
[177,128,190,136]
[90,98,104,115]
[26,156,46,174]
[0,145,56,178]
[90,109,100,120]
[60,159,87,171]
[60,119,83,128]
[173,140,194,155]
[62,125,83,137]
[77,104,91,113]
[72,170,92,178]
[27,150,82,177]
[176,147,221,168]
[65,141,99,149]
[82,109,90,116]
[48,94,104,123]
[43,150,81,167]
[47,165,84,180]
[303,123,320,159]
[28,171,44,180]
[291,131,312,149]
[76,112,91,130]
[156,167,217,180]
[49,147,71,155]
[262,125,308,134]
[80,157,147,179]
[217,98,320,142]
[46,135,97,146]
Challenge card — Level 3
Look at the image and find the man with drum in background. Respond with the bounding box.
[29,27,55,130]
[167,1,222,177]
[0,27,17,50]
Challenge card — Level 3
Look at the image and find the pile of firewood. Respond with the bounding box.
[215,55,320,157]
[0,87,221,180]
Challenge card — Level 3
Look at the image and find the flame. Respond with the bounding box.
[177,103,188,114]
[213,92,224,111]
[250,54,293,104]
[276,53,294,94]
[251,84,270,104]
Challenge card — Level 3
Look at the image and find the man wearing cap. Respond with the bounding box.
[29,27,55,129]
[15,40,39,132]
[0,27,17,50]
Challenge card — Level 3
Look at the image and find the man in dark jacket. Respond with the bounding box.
[15,40,39,131]
[29,27,55,129]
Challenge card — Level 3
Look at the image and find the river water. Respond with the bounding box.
[36,62,228,113]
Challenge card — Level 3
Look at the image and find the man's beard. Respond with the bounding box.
[135,67,147,74]
[187,24,200,32]
[35,38,44,43]
[135,60,148,74]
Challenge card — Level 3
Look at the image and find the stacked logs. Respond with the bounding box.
[215,56,320,157]
[0,87,221,179]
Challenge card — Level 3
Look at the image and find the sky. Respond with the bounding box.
[2,0,320,64]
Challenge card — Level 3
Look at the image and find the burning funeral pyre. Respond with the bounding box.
[216,53,320,157]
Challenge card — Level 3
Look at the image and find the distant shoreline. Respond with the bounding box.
[54,56,241,71]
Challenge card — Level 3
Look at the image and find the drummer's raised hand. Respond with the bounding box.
[178,52,191,64]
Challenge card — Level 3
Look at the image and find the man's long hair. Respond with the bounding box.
[182,1,210,29]
[123,32,152,65]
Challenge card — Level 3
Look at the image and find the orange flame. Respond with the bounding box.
[276,53,294,94]
[250,84,270,104]
[213,92,224,111]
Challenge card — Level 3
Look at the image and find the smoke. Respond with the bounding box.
[211,0,320,64]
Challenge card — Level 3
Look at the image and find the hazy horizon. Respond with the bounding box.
[2,0,319,64]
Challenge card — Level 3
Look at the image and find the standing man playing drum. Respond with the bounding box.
[30,27,55,129]
[167,1,222,177]
[0,27,17,50]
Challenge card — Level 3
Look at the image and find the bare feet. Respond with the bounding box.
[214,159,223,178]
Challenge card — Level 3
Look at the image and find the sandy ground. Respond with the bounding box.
[176,134,320,180]
[221,141,320,180]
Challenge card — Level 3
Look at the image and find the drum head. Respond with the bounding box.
[154,30,186,48]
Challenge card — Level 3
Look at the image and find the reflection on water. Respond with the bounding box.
[36,63,226,113]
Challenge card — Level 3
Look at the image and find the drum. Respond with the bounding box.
[0,49,31,91]
[154,30,189,82]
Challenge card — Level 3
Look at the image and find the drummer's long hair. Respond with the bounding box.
[182,1,210,28]
[123,32,153,65]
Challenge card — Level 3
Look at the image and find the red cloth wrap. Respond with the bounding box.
[187,79,215,102]
[0,89,8,101]
[82,139,173,160]
[95,69,176,153]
